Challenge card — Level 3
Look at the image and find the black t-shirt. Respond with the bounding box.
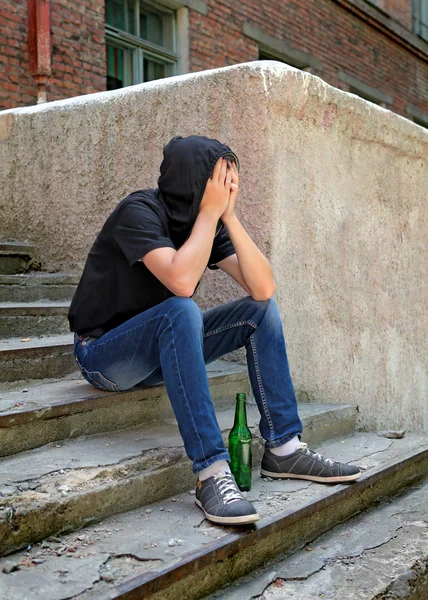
[68,189,236,337]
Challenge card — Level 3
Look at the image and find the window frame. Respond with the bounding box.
[105,0,178,88]
[413,0,428,42]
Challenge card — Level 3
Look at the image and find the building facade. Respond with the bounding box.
[1,0,427,126]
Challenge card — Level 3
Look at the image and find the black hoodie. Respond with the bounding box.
[68,135,239,337]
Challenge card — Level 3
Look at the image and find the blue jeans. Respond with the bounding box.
[74,296,303,473]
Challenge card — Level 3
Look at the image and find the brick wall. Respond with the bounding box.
[0,0,105,110]
[188,0,428,120]
[1,0,427,121]
[0,1,33,108]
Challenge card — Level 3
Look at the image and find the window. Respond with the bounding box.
[105,0,177,90]
[413,0,428,42]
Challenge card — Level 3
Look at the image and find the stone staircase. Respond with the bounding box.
[0,241,427,600]
[0,243,77,383]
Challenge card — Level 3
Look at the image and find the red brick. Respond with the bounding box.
[0,0,105,108]
[1,0,427,117]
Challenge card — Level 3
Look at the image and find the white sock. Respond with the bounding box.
[198,460,231,481]
[270,436,300,457]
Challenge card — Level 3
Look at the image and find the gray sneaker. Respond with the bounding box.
[261,442,362,483]
[195,471,259,525]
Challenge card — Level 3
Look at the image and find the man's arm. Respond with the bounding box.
[142,157,232,297]
[218,161,276,301]
[216,223,276,301]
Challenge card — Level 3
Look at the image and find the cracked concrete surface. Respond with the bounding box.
[0,421,186,484]
[274,508,403,580]
[0,554,106,600]
[0,402,360,557]
[214,480,428,600]
[315,435,393,463]
[0,435,427,599]
[0,360,253,458]
[0,402,357,500]
[0,490,224,600]
[1,433,426,549]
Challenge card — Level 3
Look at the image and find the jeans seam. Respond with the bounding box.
[166,315,208,464]
[194,452,231,474]
[85,299,201,349]
[265,432,302,449]
[75,342,120,392]
[203,320,258,338]
[250,333,275,442]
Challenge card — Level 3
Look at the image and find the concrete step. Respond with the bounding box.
[0,433,426,599]
[214,478,428,600]
[0,401,358,556]
[0,273,78,302]
[0,334,75,383]
[0,241,38,274]
[0,301,70,337]
[0,360,253,456]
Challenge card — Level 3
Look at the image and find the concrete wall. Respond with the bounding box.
[0,61,427,433]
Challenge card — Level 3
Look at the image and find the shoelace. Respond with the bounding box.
[213,471,244,504]
[297,442,335,467]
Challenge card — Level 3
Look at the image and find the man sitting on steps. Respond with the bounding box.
[68,134,361,526]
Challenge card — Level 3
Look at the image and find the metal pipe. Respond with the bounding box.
[27,0,51,104]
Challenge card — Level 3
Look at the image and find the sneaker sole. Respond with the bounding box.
[260,469,362,483]
[195,499,260,525]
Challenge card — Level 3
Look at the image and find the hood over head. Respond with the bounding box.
[156,135,240,247]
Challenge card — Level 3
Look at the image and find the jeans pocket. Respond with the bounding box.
[80,367,119,392]
[73,337,118,392]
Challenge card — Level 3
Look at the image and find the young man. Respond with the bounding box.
[69,135,361,526]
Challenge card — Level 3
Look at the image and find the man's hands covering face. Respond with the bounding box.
[221,159,239,225]
[199,157,239,223]
[199,157,232,221]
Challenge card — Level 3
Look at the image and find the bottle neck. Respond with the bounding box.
[233,398,248,428]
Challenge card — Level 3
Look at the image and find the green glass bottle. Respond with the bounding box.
[228,392,252,491]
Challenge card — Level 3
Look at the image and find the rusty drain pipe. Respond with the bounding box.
[27,0,51,104]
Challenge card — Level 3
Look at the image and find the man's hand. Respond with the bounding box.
[217,159,276,301]
[221,160,239,225]
[199,157,232,220]
[142,157,233,297]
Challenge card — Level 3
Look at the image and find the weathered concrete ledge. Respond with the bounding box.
[0,272,78,302]
[0,361,251,456]
[218,479,428,600]
[0,433,426,598]
[0,334,75,383]
[0,402,357,555]
[1,61,427,432]
[113,445,428,600]
[0,301,70,337]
